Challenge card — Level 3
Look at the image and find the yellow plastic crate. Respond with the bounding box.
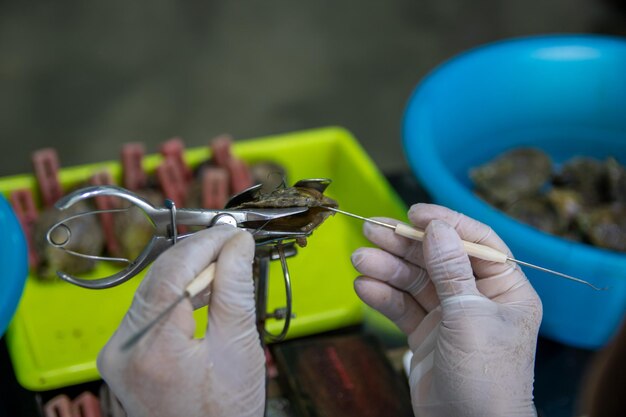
[1,127,407,390]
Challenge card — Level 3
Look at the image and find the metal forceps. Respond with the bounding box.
[46,185,310,290]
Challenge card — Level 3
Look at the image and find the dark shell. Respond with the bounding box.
[553,157,609,205]
[230,184,339,240]
[576,204,626,252]
[233,186,338,210]
[546,188,584,225]
[504,196,564,235]
[472,149,626,253]
[606,157,626,203]
[470,148,552,206]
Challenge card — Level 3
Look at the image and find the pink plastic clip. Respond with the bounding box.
[156,157,188,234]
[156,158,188,208]
[210,135,234,168]
[160,137,192,184]
[227,158,253,194]
[32,148,63,208]
[209,135,253,194]
[121,143,147,191]
[71,392,102,417]
[9,189,40,269]
[89,170,121,257]
[201,167,229,209]
[43,394,72,417]
[265,347,279,379]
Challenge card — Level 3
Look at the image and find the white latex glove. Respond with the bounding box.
[351,203,542,417]
[98,226,265,417]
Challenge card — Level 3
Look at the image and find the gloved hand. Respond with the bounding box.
[98,226,265,417]
[351,204,542,417]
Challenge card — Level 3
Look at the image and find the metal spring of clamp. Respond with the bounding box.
[46,180,332,341]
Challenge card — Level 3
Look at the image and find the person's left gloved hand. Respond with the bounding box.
[98,226,265,417]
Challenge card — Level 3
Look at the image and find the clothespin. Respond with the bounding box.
[265,346,279,379]
[201,167,229,209]
[156,152,189,233]
[32,148,63,208]
[71,392,102,417]
[9,189,39,269]
[160,137,193,184]
[43,394,72,417]
[121,143,147,191]
[209,135,253,194]
[227,158,253,194]
[89,170,121,257]
[210,134,234,168]
[158,138,193,209]
[156,158,188,209]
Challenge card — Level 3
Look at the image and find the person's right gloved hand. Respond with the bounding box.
[351,204,542,417]
[98,226,265,417]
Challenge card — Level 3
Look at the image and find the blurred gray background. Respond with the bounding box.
[1,0,624,177]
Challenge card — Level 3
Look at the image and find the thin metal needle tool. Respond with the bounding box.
[121,262,217,351]
[326,206,607,291]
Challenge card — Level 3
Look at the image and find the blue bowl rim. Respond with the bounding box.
[0,195,28,337]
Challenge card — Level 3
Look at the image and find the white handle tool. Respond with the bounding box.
[393,222,508,263]
[326,207,605,290]
[121,262,217,350]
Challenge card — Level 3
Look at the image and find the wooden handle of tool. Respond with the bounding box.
[185,262,217,298]
[394,223,508,264]
[394,222,426,240]
[461,241,508,264]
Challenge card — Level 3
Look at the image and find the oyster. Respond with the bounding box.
[470,148,552,206]
[504,196,563,235]
[471,149,626,253]
[546,188,584,226]
[553,157,609,205]
[576,204,626,252]
[228,179,338,246]
[606,157,626,203]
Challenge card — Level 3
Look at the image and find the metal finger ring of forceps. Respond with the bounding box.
[46,184,317,341]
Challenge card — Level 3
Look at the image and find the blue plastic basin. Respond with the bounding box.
[403,34,626,349]
[0,194,28,337]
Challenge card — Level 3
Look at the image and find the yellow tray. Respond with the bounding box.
[1,127,407,390]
